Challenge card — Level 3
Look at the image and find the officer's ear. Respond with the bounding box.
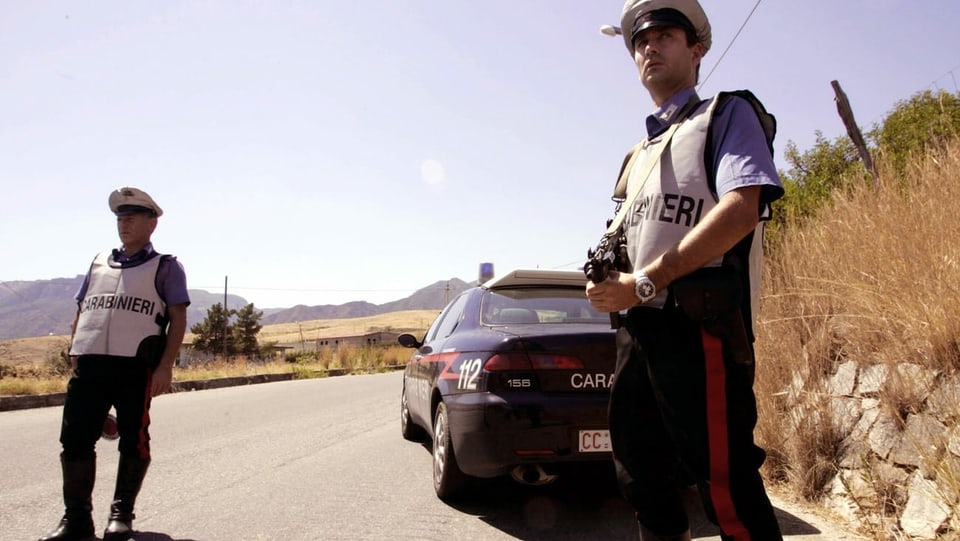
[691,42,705,65]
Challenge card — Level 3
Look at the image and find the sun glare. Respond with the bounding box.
[420,159,446,186]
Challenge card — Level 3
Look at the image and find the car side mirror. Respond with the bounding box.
[397,333,423,349]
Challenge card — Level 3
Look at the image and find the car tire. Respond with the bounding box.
[432,401,469,500]
[400,384,427,442]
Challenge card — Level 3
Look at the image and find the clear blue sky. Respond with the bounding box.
[2,1,958,309]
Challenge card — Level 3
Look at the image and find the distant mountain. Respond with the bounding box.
[0,277,251,341]
[0,277,82,340]
[0,277,472,341]
[259,279,471,325]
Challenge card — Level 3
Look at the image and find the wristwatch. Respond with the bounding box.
[633,271,657,304]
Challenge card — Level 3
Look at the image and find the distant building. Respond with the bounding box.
[271,330,402,355]
[177,342,293,365]
[178,331,403,362]
[315,331,401,350]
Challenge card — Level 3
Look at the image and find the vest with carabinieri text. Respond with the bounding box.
[623,92,770,313]
[70,252,166,358]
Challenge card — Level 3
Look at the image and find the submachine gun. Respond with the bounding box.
[584,220,629,328]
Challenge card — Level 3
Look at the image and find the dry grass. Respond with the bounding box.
[0,310,435,396]
[251,309,438,344]
[0,335,72,367]
[173,343,413,381]
[754,138,960,524]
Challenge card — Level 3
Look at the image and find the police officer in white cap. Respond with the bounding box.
[586,1,784,539]
[39,187,190,541]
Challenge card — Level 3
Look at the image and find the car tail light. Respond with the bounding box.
[483,353,531,371]
[484,353,584,371]
[529,354,584,370]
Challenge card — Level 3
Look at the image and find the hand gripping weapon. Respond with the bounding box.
[584,222,629,328]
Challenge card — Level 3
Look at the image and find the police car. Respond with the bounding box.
[398,269,617,500]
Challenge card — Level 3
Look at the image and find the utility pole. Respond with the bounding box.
[831,80,879,187]
[223,275,228,358]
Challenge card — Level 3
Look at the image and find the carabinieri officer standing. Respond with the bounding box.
[39,186,189,541]
[586,1,784,539]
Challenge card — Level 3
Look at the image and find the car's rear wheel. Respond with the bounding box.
[432,401,469,500]
[400,384,427,441]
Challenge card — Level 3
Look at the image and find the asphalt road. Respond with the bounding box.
[0,372,865,540]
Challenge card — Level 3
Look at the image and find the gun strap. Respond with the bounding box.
[604,121,681,236]
[611,94,702,202]
[605,94,702,237]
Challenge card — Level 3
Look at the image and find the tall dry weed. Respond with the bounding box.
[755,138,960,498]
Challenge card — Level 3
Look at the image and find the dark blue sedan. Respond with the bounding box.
[398,269,617,500]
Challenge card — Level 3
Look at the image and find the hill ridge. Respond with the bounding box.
[0,277,472,340]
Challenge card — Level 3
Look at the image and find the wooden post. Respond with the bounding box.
[831,80,879,187]
[223,275,228,358]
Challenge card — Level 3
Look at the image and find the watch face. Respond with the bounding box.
[636,279,655,301]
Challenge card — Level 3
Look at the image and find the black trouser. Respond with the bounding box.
[608,305,782,541]
[60,355,153,461]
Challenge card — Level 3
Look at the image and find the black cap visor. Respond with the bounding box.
[631,8,696,45]
[115,204,156,216]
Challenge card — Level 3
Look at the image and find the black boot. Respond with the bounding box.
[38,453,96,541]
[638,524,692,541]
[103,455,150,541]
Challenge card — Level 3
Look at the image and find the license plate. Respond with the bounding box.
[578,429,611,453]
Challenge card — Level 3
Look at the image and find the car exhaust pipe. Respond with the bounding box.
[510,464,559,486]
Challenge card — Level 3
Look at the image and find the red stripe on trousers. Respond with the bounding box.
[137,370,153,459]
[702,327,750,540]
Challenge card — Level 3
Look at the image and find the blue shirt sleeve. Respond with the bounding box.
[74,254,99,304]
[157,256,191,307]
[709,95,784,204]
[75,274,90,304]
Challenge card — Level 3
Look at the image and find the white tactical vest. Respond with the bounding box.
[70,252,166,358]
[623,94,767,317]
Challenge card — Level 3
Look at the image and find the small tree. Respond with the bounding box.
[775,132,864,232]
[233,303,263,357]
[190,303,236,356]
[870,89,960,176]
[773,90,960,236]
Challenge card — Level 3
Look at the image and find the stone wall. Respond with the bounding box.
[796,360,960,539]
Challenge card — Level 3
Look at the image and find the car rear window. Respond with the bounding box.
[481,287,609,325]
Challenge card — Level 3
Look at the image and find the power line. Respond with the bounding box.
[857,64,960,130]
[929,65,960,93]
[698,0,764,90]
